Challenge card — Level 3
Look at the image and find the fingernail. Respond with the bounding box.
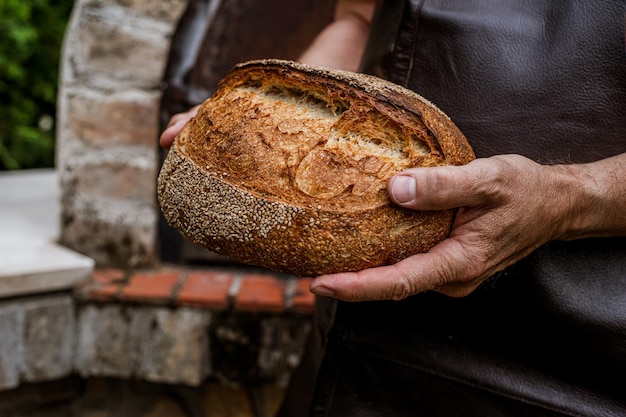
[390,175,416,204]
[310,284,335,298]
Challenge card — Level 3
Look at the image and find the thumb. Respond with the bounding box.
[387,160,490,210]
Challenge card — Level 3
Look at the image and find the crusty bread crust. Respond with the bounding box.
[158,59,475,276]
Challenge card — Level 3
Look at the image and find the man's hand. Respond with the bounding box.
[310,153,626,301]
[159,105,200,149]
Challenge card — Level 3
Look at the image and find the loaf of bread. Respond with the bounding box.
[158,59,475,276]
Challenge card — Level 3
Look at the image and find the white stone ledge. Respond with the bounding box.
[0,235,93,298]
[0,170,94,298]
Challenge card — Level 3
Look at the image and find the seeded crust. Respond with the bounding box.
[158,59,475,277]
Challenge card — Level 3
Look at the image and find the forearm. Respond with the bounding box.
[552,153,626,240]
[298,0,376,71]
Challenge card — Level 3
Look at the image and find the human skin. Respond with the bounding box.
[160,0,626,302]
[310,154,626,301]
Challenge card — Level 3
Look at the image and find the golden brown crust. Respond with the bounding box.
[157,59,475,276]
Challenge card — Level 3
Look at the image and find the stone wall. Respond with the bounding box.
[0,268,314,391]
[56,0,189,267]
[0,295,74,389]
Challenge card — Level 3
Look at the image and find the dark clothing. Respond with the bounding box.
[280,1,626,415]
[364,0,625,163]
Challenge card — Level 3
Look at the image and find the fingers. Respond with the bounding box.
[387,159,499,210]
[168,107,198,127]
[160,120,186,149]
[310,237,484,301]
[159,105,201,149]
[310,155,548,302]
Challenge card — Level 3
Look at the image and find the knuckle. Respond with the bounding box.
[411,167,461,208]
[388,266,418,301]
[432,247,488,288]
[431,167,459,196]
[390,278,414,301]
[429,252,458,287]
[469,158,511,203]
[463,257,489,283]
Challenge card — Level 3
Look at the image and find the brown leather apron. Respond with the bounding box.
[279,1,626,415]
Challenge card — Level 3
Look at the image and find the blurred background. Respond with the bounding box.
[0,1,332,415]
[0,0,74,171]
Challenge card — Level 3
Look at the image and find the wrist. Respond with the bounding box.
[550,157,625,240]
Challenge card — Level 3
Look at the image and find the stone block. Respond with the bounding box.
[132,307,211,386]
[70,11,171,86]
[258,316,311,387]
[210,313,310,386]
[76,304,136,378]
[91,0,189,25]
[21,295,75,382]
[0,304,23,390]
[72,162,156,206]
[57,121,158,268]
[67,89,160,147]
[60,198,157,268]
[77,304,211,386]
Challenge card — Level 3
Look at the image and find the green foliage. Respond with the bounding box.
[0,0,74,170]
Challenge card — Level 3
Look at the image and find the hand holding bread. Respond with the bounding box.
[311,153,607,300]
[159,59,620,301]
[158,60,475,277]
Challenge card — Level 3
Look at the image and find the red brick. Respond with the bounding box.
[92,268,126,285]
[84,283,121,301]
[119,270,180,303]
[234,274,285,313]
[290,278,316,314]
[83,268,126,301]
[176,270,233,309]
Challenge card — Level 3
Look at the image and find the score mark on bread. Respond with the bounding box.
[158,60,475,276]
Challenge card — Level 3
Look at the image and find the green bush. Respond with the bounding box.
[0,0,74,170]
